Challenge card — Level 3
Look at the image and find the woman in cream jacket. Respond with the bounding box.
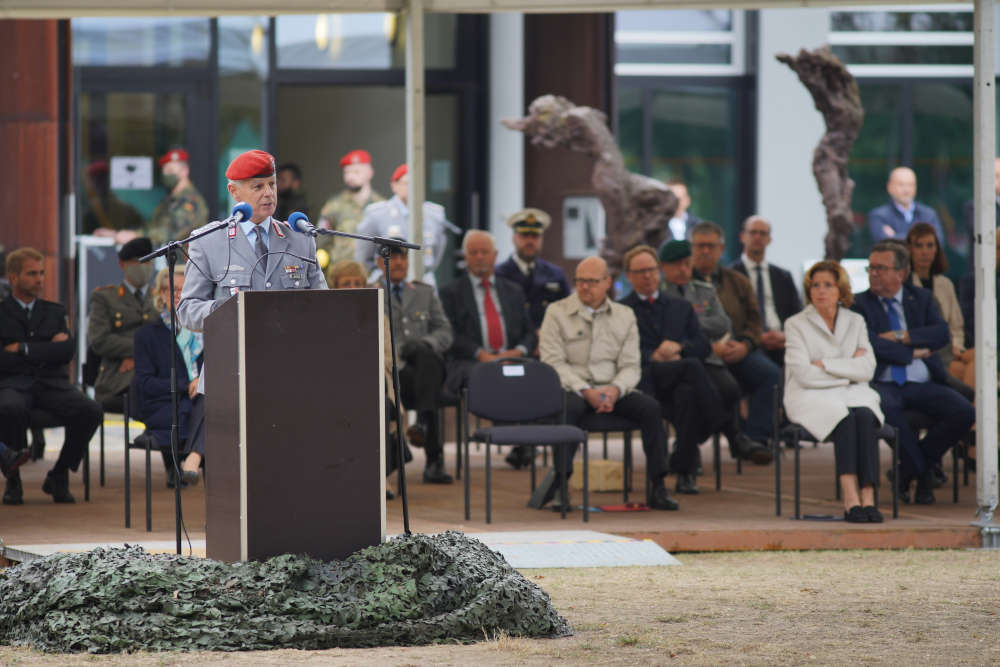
[783,261,885,523]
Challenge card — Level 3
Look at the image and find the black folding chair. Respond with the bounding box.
[463,359,588,523]
[28,408,92,501]
[122,383,158,531]
[438,389,463,480]
[579,413,638,503]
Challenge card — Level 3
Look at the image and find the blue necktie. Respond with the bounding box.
[882,297,907,386]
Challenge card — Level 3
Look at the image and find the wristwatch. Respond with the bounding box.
[893,330,904,343]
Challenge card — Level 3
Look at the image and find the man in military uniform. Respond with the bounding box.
[659,240,772,464]
[494,208,570,334]
[87,237,159,412]
[355,164,449,286]
[275,162,310,223]
[317,149,385,272]
[384,241,454,484]
[146,148,210,248]
[0,248,102,504]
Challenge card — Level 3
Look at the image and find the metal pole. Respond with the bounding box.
[973,0,998,527]
[405,0,425,282]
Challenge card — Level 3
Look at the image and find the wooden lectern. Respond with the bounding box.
[203,289,386,562]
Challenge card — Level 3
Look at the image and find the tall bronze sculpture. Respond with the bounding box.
[503,95,678,274]
[776,46,864,260]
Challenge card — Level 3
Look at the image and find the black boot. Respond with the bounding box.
[42,469,75,503]
[914,471,936,505]
[3,471,23,505]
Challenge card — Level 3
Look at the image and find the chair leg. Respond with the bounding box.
[835,467,841,501]
[713,433,721,492]
[583,439,589,523]
[83,443,90,502]
[463,435,471,522]
[454,405,462,481]
[737,456,742,475]
[775,434,782,517]
[602,432,608,460]
[559,464,567,520]
[891,433,899,519]
[485,436,492,525]
[793,435,801,520]
[145,444,152,532]
[530,445,537,492]
[99,419,106,487]
[124,440,131,529]
[622,431,631,504]
[625,431,633,496]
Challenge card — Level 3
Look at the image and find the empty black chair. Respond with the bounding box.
[578,413,638,503]
[121,385,158,532]
[463,359,588,523]
[438,388,463,480]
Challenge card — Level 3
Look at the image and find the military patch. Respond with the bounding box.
[117,286,125,297]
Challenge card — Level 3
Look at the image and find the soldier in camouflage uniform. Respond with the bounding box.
[316,149,385,272]
[146,148,209,248]
[86,237,159,412]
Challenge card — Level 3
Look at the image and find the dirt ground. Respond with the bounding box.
[2,549,999,665]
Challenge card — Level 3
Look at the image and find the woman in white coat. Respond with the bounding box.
[784,261,885,523]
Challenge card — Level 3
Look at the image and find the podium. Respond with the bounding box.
[203,288,386,562]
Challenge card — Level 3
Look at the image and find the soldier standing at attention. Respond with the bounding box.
[494,208,570,334]
[146,148,209,248]
[87,237,159,412]
[317,149,385,273]
[355,164,450,286]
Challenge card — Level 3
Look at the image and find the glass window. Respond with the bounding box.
[831,11,973,32]
[614,9,742,75]
[832,45,972,66]
[72,18,211,67]
[616,87,643,174]
[617,44,731,67]
[617,10,732,32]
[275,13,456,70]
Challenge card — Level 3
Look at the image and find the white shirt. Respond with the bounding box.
[668,215,688,241]
[741,254,782,331]
[511,253,535,276]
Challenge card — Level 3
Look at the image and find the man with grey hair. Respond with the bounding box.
[852,240,974,505]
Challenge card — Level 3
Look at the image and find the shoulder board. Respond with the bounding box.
[96,284,116,291]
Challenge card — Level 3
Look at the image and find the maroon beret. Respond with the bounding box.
[158,148,189,167]
[225,150,276,180]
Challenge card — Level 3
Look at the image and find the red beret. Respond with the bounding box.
[340,149,372,167]
[158,148,189,167]
[86,161,109,177]
[225,150,276,180]
[391,163,408,183]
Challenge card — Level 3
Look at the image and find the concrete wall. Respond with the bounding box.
[756,8,831,282]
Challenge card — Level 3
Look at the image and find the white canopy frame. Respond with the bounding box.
[1,0,996,536]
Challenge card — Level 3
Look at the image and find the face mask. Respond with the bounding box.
[346,184,363,193]
[125,263,154,288]
[162,173,180,191]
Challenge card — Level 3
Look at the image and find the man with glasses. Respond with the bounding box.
[689,221,780,461]
[539,256,678,510]
[620,245,727,495]
[729,215,802,366]
[853,241,974,505]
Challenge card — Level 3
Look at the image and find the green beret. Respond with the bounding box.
[659,240,691,263]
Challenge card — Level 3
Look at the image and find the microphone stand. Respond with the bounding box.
[140,219,238,555]
[311,227,418,536]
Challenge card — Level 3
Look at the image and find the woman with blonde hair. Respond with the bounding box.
[783,261,885,523]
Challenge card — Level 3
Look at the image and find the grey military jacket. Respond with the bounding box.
[178,217,328,333]
[87,282,159,402]
[355,196,448,284]
[663,279,732,365]
[389,281,453,366]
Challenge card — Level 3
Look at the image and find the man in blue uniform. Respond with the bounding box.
[493,208,570,334]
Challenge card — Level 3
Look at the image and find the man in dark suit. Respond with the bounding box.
[439,230,537,468]
[729,215,803,366]
[868,167,944,243]
[852,241,975,504]
[663,181,702,242]
[620,245,726,494]
[493,208,570,332]
[385,242,454,484]
[0,248,102,504]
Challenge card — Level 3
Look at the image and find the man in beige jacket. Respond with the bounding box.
[539,256,678,511]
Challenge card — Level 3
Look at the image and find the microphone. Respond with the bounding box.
[287,211,317,236]
[227,202,253,226]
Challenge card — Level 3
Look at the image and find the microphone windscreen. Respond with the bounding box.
[287,211,311,233]
[231,202,253,222]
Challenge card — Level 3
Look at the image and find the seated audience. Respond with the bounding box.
[87,237,158,412]
[868,167,944,242]
[906,223,965,369]
[0,247,102,504]
[494,208,570,333]
[784,261,885,523]
[540,256,678,511]
[133,266,204,486]
[729,215,802,365]
[852,241,975,504]
[439,230,536,469]
[619,245,725,495]
[383,244,454,484]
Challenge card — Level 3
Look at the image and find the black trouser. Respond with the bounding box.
[0,382,102,474]
[648,358,725,474]
[398,344,446,462]
[184,393,206,458]
[704,363,742,442]
[561,390,668,483]
[830,407,879,486]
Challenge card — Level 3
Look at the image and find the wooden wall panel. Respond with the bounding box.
[523,13,612,280]
[0,20,64,303]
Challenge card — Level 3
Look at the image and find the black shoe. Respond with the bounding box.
[528,468,568,509]
[732,434,773,465]
[386,488,396,500]
[505,446,534,470]
[0,445,30,478]
[181,470,200,486]
[931,464,948,489]
[886,468,912,504]
[675,473,699,495]
[863,505,884,523]
[423,458,453,484]
[915,472,936,505]
[42,470,75,504]
[844,505,869,523]
[165,467,189,489]
[3,472,23,505]
[406,423,427,448]
[647,484,679,511]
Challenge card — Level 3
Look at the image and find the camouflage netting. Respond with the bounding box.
[0,531,571,653]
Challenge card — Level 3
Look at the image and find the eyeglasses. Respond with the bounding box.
[866,265,897,275]
[626,267,659,276]
[574,277,605,287]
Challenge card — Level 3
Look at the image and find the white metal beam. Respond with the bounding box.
[406,0,425,281]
